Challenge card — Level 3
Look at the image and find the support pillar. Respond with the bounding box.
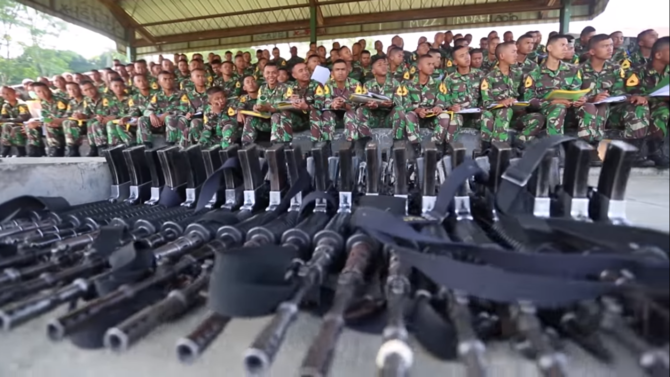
[126,45,137,62]
[559,0,572,35]
[309,6,317,44]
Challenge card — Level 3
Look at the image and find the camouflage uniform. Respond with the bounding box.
[355,77,406,141]
[613,47,631,69]
[212,75,242,106]
[512,58,539,98]
[1,100,30,147]
[116,91,154,146]
[252,83,286,143]
[322,78,362,140]
[273,80,326,142]
[238,94,270,145]
[481,67,545,142]
[175,72,191,87]
[528,44,546,63]
[138,91,190,145]
[627,50,651,68]
[102,95,131,146]
[403,75,449,143]
[622,63,669,140]
[350,62,374,83]
[148,76,160,92]
[523,61,592,136]
[181,87,209,147]
[52,89,69,103]
[573,39,589,58]
[577,60,626,141]
[82,96,111,147]
[61,97,87,147]
[35,97,68,148]
[481,55,498,73]
[441,68,486,143]
[389,64,411,84]
[190,104,237,148]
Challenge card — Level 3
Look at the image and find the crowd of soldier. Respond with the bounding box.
[1,27,667,167]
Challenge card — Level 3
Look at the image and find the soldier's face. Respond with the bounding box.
[263,50,271,59]
[307,57,320,72]
[435,33,445,44]
[504,33,513,42]
[518,38,534,55]
[361,54,371,67]
[277,70,289,83]
[73,74,83,83]
[226,53,233,61]
[592,39,613,60]
[340,47,352,61]
[64,74,73,82]
[54,77,66,89]
[332,63,348,81]
[151,65,161,76]
[430,53,441,69]
[353,44,361,56]
[465,34,473,43]
[192,70,206,86]
[208,92,226,108]
[178,62,188,72]
[134,63,147,75]
[418,58,434,75]
[480,40,488,50]
[392,37,402,48]
[330,51,339,60]
[318,47,326,57]
[66,84,80,99]
[641,31,659,48]
[611,33,624,47]
[470,53,483,68]
[657,45,670,65]
[375,41,383,51]
[445,33,453,43]
[419,36,427,45]
[235,58,245,69]
[82,84,97,99]
[501,45,518,65]
[548,39,568,60]
[134,76,148,90]
[162,61,173,72]
[1,88,15,101]
[258,60,267,71]
[417,44,429,56]
[293,64,310,81]
[333,42,340,49]
[212,63,222,74]
[222,63,233,75]
[111,82,125,96]
[92,72,101,81]
[35,86,51,100]
[159,74,174,90]
[454,49,471,68]
[125,66,134,75]
[391,51,404,65]
[582,32,595,44]
[244,76,258,93]
[264,66,278,85]
[372,59,388,76]
[272,49,280,58]
[290,47,298,56]
[489,39,500,54]
[244,53,251,62]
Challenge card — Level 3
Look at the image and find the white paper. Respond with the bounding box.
[593,95,627,105]
[457,108,482,114]
[650,85,669,97]
[311,66,331,85]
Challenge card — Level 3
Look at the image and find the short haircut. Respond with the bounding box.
[125,63,134,67]
[580,26,596,37]
[272,47,279,50]
[652,36,670,60]
[565,35,575,44]
[547,34,569,45]
[361,50,371,56]
[610,31,623,37]
[278,66,289,73]
[65,81,79,87]
[255,50,262,54]
[79,80,95,87]
[589,34,612,49]
[389,47,404,55]
[206,86,224,96]
[211,59,222,65]
[264,62,278,69]
[332,59,347,66]
[136,59,147,64]
[487,30,497,38]
[31,82,49,89]
[480,37,487,42]
[489,36,501,43]
[453,38,468,46]
[452,45,469,54]
[307,54,320,61]
[638,29,655,40]
[418,54,433,62]
[222,61,234,68]
[495,41,515,60]
[158,70,173,78]
[428,48,442,55]
[190,67,205,74]
[242,75,255,81]
[109,77,124,84]
[178,59,188,64]
[469,48,483,56]
[517,34,534,44]
[330,48,339,53]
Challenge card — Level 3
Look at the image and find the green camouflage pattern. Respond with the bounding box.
[527,44,546,62]
[613,47,631,68]
[115,91,154,146]
[38,97,68,148]
[272,80,325,142]
[322,77,362,140]
[137,90,190,144]
[52,89,68,103]
[627,50,651,68]
[81,95,111,147]
[440,68,486,143]
[61,97,86,146]
[355,76,407,141]
[184,88,208,113]
[388,64,411,84]
[237,94,271,145]
[481,55,498,73]
[576,59,626,141]
[621,62,669,139]
[404,75,448,143]
[511,58,539,97]
[212,75,242,105]
[350,62,375,83]
[188,104,238,148]
[0,100,30,146]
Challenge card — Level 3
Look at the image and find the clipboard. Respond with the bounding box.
[544,89,590,101]
[239,110,271,119]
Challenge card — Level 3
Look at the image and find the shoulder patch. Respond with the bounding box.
[235,81,241,88]
[103,98,109,107]
[315,86,324,96]
[621,59,631,69]
[480,79,490,91]
[324,85,330,95]
[128,98,135,107]
[150,95,157,104]
[410,66,416,75]
[620,67,626,79]
[439,82,447,95]
[281,60,286,66]
[151,82,159,90]
[240,96,247,103]
[396,85,408,97]
[525,76,534,88]
[203,115,208,124]
[576,70,582,80]
[626,73,640,87]
[285,87,293,98]
[446,60,453,68]
[181,94,189,103]
[57,101,66,110]
[228,107,236,116]
[355,84,365,95]
[403,71,410,80]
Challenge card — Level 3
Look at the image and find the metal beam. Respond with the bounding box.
[97,0,157,44]
[540,0,560,19]
[559,0,573,34]
[134,1,563,47]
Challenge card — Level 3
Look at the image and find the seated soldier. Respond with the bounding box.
[237,76,267,145]
[621,36,669,168]
[247,63,286,144]
[79,80,113,156]
[564,36,581,64]
[470,49,484,70]
[322,60,363,140]
[355,56,406,147]
[61,82,87,156]
[254,58,268,87]
[213,61,242,107]
[138,71,190,147]
[444,38,469,76]
[404,54,449,149]
[181,68,209,147]
[482,37,500,72]
[116,74,157,146]
[274,62,326,143]
[277,67,290,84]
[610,31,629,64]
[523,34,594,138]
[351,50,374,83]
[180,59,204,91]
[306,54,321,75]
[439,46,486,144]
[25,82,68,157]
[514,34,540,96]
[430,48,446,80]
[192,87,237,148]
[409,42,430,77]
[480,42,545,144]
[101,78,132,147]
[175,59,191,88]
[626,29,658,68]
[51,75,68,102]
[0,86,30,157]
[388,47,411,83]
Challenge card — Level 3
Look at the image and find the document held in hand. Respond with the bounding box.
[544,89,591,101]
[649,77,669,97]
[239,110,271,119]
[348,92,391,104]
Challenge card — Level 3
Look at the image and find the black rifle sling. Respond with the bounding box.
[0,195,71,223]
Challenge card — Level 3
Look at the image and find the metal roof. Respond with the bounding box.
[16,0,610,54]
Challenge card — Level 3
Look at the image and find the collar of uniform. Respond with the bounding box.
[411,74,433,86]
[540,60,569,76]
[86,95,102,105]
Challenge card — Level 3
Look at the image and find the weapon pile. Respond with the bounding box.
[0,136,667,377]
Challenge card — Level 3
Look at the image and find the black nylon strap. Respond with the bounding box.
[0,196,71,223]
[195,157,240,212]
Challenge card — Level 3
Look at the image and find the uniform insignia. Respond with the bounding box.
[128,98,135,107]
[626,73,640,87]
[281,61,286,66]
[286,87,293,98]
[19,107,27,115]
[622,59,631,69]
[439,83,447,95]
[412,54,417,61]
[151,82,159,90]
[208,76,213,83]
[324,85,330,95]
[410,66,416,75]
[236,81,241,88]
[315,86,324,96]
[355,84,365,95]
[396,86,408,96]
[1,108,7,115]
[403,71,410,80]
[525,76,534,88]
[57,101,66,110]
[258,89,263,97]
[620,67,626,79]
[150,95,157,104]
[228,107,236,116]
[577,70,582,80]
[181,94,189,103]
[446,60,453,68]
[480,79,490,91]
[240,96,247,103]
[204,115,208,124]
[67,105,72,112]
[103,98,109,107]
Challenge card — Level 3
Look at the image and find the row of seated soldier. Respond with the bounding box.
[0,27,668,169]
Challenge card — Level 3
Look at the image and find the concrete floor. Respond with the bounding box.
[0,171,667,377]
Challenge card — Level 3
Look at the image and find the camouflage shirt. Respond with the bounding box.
[202,104,234,129]
[257,83,288,107]
[82,95,109,118]
[388,63,411,84]
[184,87,209,113]
[350,62,374,83]
[512,58,539,97]
[444,68,486,109]
[175,72,191,86]
[282,80,326,110]
[628,50,652,68]
[364,76,405,108]
[574,39,589,57]
[480,67,520,109]
[523,61,583,107]
[580,59,626,99]
[482,54,498,73]
[270,58,288,68]
[40,97,68,120]
[236,94,259,111]
[528,44,547,62]
[212,75,242,100]
[103,94,132,118]
[613,47,631,68]
[144,90,189,116]
[1,100,30,122]
[624,62,670,105]
[404,75,448,110]
[127,91,155,118]
[148,76,160,92]
[324,77,364,109]
[65,97,86,117]
[52,89,69,103]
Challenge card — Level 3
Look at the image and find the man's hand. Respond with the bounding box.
[573,97,587,108]
[630,95,648,106]
[118,117,129,126]
[95,115,104,122]
[366,101,379,109]
[149,114,162,128]
[449,104,461,112]
[593,91,609,103]
[415,108,427,118]
[380,100,392,108]
[550,99,572,107]
[432,107,443,115]
[185,112,192,120]
[501,98,516,107]
[27,121,41,129]
[73,112,86,120]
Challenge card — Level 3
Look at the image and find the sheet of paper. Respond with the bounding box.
[650,85,669,97]
[311,66,331,85]
[457,108,482,114]
[593,95,627,105]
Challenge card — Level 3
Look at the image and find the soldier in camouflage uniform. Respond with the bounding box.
[138,71,190,147]
[180,60,205,91]
[574,26,596,59]
[134,59,160,92]
[527,31,547,62]
[482,37,500,73]
[25,82,68,156]
[115,75,156,146]
[245,63,286,144]
[272,62,326,142]
[101,78,132,147]
[190,87,238,148]
[175,59,191,88]
[213,61,242,107]
[51,75,68,103]
[236,76,264,145]
[0,86,30,157]
[61,82,87,156]
[523,35,593,137]
[440,46,486,144]
[388,47,411,83]
[481,42,545,143]
[610,31,630,65]
[78,81,111,156]
[404,55,449,145]
[322,60,362,141]
[409,43,430,76]
[627,30,659,68]
[513,34,540,98]
[277,67,290,84]
[254,58,268,87]
[355,56,406,143]
[621,36,669,168]
[350,50,375,84]
[180,68,209,147]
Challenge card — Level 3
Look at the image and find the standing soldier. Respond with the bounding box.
[273,62,325,143]
[245,63,286,144]
[137,71,190,147]
[80,81,111,156]
[25,82,68,157]
[439,46,486,144]
[481,42,545,144]
[191,87,237,148]
[0,86,30,157]
[61,82,87,156]
[403,54,449,150]
[116,75,155,146]
[523,34,592,138]
[322,60,362,141]
[213,61,242,107]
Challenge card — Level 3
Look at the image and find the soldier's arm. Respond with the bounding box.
[405,85,420,112]
[232,81,242,98]
[17,104,31,122]
[323,84,335,110]
[480,77,495,109]
[522,70,549,110]
[570,67,584,91]
[444,79,456,108]
[143,95,158,116]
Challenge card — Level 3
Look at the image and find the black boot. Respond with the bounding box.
[0,145,10,157]
[354,137,370,160]
[65,145,80,157]
[647,138,670,170]
[15,146,26,157]
[55,147,65,157]
[144,142,154,149]
[47,146,58,157]
[27,145,40,157]
[86,144,99,157]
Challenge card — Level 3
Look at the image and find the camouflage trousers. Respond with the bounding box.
[405,111,449,144]
[188,118,240,148]
[61,120,86,146]
[45,124,65,148]
[437,113,486,144]
[241,116,272,145]
[611,101,668,140]
[354,107,405,141]
[512,111,547,143]
[322,110,355,140]
[574,103,602,141]
[1,123,26,146]
[86,120,110,147]
[137,115,188,145]
[116,121,138,146]
[24,123,43,147]
[270,110,319,142]
[538,104,571,136]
